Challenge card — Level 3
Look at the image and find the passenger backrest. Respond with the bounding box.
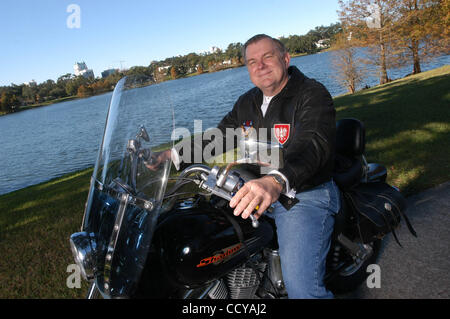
[335,118,366,157]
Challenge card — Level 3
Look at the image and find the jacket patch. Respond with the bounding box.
[241,120,254,137]
[274,124,290,145]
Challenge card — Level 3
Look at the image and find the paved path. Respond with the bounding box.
[341,182,450,299]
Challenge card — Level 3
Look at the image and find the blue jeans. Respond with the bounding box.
[266,180,341,299]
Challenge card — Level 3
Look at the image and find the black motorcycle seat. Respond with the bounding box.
[333,154,364,190]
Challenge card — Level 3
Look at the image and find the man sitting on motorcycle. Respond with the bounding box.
[152,34,340,299]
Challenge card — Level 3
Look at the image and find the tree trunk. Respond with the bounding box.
[348,78,356,94]
[379,31,389,85]
[411,39,422,74]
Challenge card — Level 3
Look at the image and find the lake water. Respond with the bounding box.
[0,51,448,195]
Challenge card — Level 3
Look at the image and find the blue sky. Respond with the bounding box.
[0,0,340,86]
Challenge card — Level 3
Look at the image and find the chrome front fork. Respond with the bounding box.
[86,282,101,299]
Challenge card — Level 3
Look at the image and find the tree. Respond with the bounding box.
[332,31,366,93]
[49,87,66,99]
[10,94,19,111]
[65,76,90,96]
[392,0,449,74]
[0,90,19,113]
[279,34,319,55]
[185,52,202,73]
[77,85,93,98]
[170,67,178,80]
[339,0,449,81]
[225,43,244,62]
[22,85,37,104]
[126,66,153,77]
[311,23,343,41]
[0,91,12,113]
[57,73,74,85]
[65,80,79,96]
[338,0,398,84]
[36,79,57,101]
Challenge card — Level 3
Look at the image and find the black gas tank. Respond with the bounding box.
[154,200,273,287]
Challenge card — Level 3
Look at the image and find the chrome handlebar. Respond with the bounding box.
[178,164,260,228]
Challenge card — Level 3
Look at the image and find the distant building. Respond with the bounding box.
[157,65,171,73]
[210,46,221,54]
[74,62,95,78]
[24,80,37,86]
[101,68,118,78]
[315,39,330,49]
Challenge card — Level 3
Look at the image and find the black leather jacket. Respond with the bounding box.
[175,66,336,193]
[216,66,336,193]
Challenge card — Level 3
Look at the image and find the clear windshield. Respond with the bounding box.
[81,75,174,298]
[235,126,284,175]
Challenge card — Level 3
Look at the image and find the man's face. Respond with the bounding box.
[245,38,290,96]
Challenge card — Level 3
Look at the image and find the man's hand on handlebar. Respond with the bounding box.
[229,175,282,220]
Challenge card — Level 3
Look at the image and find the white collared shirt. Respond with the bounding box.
[261,95,274,117]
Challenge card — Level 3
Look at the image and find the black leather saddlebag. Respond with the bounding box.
[343,182,417,246]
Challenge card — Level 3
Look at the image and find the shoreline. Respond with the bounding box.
[2,49,447,118]
[0,50,329,118]
[0,65,245,117]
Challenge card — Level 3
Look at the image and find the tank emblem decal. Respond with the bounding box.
[196,243,242,268]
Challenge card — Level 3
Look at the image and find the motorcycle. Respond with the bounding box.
[70,74,408,299]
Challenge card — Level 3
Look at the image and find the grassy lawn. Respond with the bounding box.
[0,65,449,298]
[0,168,93,298]
[334,65,450,195]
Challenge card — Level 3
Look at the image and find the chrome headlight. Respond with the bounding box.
[70,232,97,281]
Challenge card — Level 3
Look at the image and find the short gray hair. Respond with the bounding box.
[242,34,287,63]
